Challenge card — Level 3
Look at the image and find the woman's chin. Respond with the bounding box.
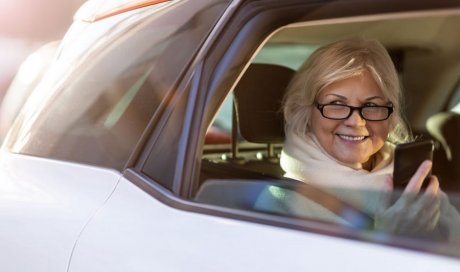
[335,154,369,168]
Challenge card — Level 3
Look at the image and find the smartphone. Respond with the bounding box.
[393,140,434,189]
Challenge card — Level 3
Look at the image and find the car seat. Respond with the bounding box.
[426,111,460,191]
[201,63,295,180]
[232,63,295,173]
[233,63,295,158]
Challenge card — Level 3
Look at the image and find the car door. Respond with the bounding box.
[67,0,460,271]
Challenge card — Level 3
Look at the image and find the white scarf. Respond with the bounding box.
[280,132,394,215]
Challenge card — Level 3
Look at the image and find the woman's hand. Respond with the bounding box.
[375,160,441,236]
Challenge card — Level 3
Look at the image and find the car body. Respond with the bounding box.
[1,0,460,271]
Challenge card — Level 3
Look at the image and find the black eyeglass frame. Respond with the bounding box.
[315,103,394,121]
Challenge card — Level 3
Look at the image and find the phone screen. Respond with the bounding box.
[393,140,434,188]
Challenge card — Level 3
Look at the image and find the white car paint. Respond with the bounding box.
[68,176,460,271]
[0,151,120,272]
[1,152,459,271]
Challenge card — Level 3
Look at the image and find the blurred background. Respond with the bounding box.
[0,0,86,141]
[0,0,85,103]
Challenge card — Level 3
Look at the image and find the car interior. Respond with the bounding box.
[197,10,460,216]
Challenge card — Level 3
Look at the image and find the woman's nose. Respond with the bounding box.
[344,109,366,126]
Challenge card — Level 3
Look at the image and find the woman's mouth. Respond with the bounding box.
[336,134,368,142]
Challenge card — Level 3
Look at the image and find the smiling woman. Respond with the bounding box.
[279,37,460,239]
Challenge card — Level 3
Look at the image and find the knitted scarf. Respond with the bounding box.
[280,131,394,215]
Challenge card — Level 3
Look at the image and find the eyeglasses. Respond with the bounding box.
[316,103,393,121]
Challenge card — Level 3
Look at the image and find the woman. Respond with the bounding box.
[278,37,460,239]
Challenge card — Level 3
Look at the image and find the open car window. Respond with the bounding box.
[197,9,460,258]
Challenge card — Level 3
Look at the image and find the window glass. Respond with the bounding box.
[137,0,232,189]
[5,0,231,171]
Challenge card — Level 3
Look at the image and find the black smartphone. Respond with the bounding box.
[393,140,434,189]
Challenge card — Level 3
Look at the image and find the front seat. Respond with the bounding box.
[233,63,295,155]
[201,63,295,180]
[232,63,295,177]
[426,111,460,191]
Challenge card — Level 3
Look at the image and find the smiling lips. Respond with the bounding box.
[337,134,368,142]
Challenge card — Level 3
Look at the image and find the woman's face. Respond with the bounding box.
[310,70,391,168]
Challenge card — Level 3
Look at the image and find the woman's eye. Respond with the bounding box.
[363,102,378,107]
[329,100,346,105]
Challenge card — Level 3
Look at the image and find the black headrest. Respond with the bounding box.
[233,63,295,144]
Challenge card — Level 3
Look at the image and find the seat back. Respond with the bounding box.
[426,111,460,190]
[233,63,295,144]
[219,63,296,177]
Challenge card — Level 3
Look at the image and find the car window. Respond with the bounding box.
[4,0,231,172]
[198,9,460,258]
[253,43,318,70]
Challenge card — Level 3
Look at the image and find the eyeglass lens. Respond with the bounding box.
[321,104,391,121]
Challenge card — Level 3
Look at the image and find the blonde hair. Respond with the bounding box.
[283,37,411,143]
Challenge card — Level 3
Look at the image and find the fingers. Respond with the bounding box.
[425,197,441,230]
[404,160,432,193]
[411,195,441,232]
[428,206,441,230]
[376,162,443,235]
[382,194,441,234]
[424,175,440,196]
[396,166,439,208]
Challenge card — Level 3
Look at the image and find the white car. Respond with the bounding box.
[1,0,460,271]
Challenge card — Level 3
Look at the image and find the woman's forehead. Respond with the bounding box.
[317,71,385,100]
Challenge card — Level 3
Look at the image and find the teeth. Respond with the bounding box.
[338,135,366,141]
